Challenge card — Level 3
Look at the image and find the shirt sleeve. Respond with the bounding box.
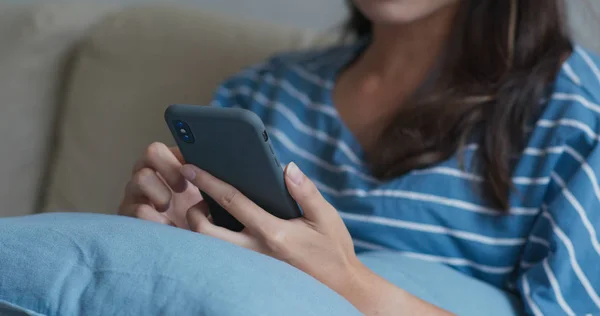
[209,61,272,109]
[517,134,600,315]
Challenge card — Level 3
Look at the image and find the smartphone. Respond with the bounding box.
[165,104,302,231]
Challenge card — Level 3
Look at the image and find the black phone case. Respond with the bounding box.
[165,104,302,231]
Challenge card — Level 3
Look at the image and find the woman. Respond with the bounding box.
[119,0,600,314]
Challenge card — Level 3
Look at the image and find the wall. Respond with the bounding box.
[3,0,348,30]
[567,0,600,53]
[184,0,347,30]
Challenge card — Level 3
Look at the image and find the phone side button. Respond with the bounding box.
[274,156,281,167]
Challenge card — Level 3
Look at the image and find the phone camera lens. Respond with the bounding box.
[173,120,195,144]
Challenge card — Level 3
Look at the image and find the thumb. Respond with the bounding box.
[285,162,333,222]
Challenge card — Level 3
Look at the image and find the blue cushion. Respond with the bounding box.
[0,213,360,316]
[0,213,521,315]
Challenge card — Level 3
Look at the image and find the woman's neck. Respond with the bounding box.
[333,3,462,149]
[359,4,461,80]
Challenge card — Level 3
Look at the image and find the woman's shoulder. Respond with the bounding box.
[211,43,359,108]
[554,46,600,99]
[536,46,600,146]
[221,42,360,86]
[268,42,359,70]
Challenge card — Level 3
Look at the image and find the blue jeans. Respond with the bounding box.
[0,213,522,315]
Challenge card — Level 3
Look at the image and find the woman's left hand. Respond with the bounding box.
[179,162,363,294]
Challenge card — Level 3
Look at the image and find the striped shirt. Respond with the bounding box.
[212,43,600,315]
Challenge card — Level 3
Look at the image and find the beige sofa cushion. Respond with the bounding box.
[0,3,114,217]
[43,5,317,214]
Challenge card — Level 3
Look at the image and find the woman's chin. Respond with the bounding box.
[352,0,460,25]
[358,5,423,25]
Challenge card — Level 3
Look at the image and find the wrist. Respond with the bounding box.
[333,257,378,304]
[333,258,453,316]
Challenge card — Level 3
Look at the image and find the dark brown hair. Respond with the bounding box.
[347,0,572,210]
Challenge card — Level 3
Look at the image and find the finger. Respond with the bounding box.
[170,147,185,163]
[187,199,211,218]
[128,168,172,211]
[187,203,259,250]
[284,162,333,222]
[133,146,185,174]
[180,164,280,233]
[119,192,146,216]
[133,204,175,226]
[134,143,187,193]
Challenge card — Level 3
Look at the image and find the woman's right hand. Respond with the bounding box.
[118,142,203,229]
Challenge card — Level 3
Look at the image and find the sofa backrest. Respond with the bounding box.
[42,4,319,214]
[0,3,116,217]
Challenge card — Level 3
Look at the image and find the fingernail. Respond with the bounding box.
[181,165,196,181]
[286,162,303,185]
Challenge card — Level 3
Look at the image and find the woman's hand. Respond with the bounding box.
[180,162,452,316]
[118,142,202,228]
[181,162,361,292]
[118,142,450,315]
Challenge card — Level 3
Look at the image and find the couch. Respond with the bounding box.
[0,2,598,218]
[0,2,324,218]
